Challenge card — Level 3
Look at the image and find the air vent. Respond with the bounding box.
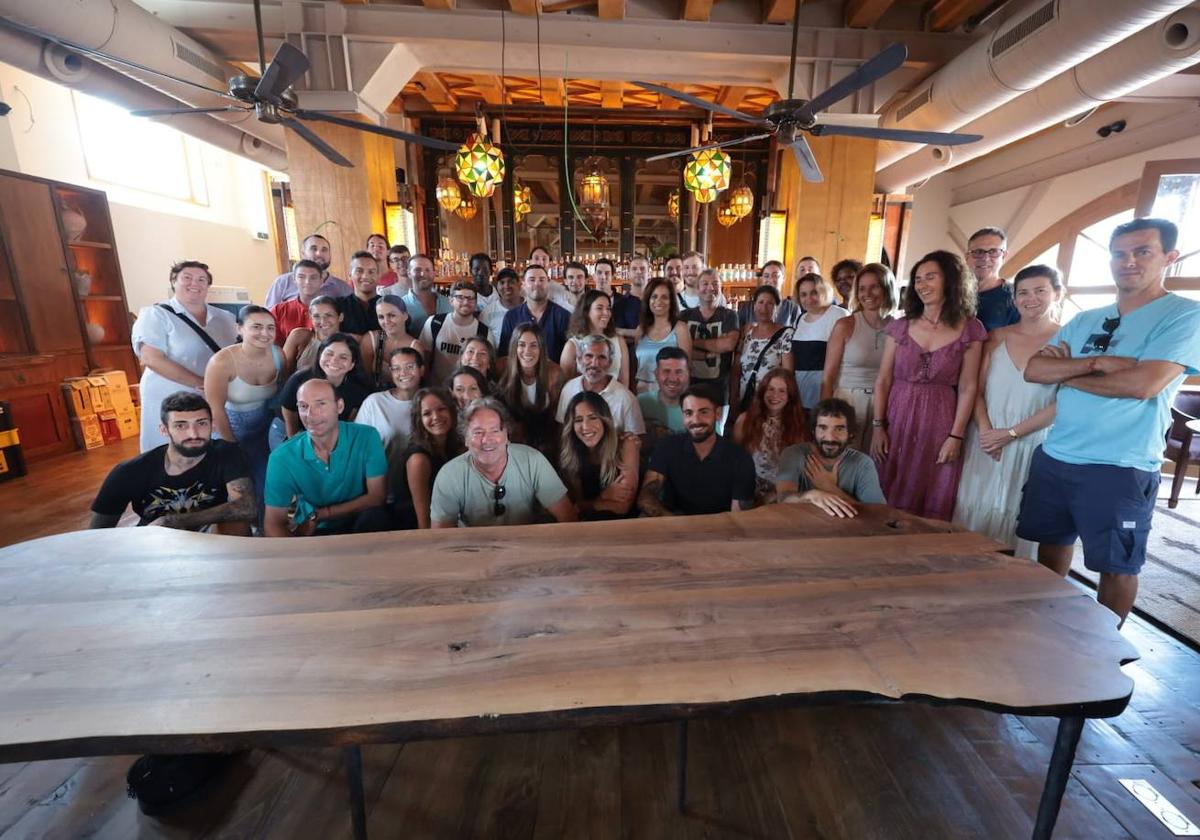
[171,39,226,83]
[991,1,1057,59]
[896,87,932,124]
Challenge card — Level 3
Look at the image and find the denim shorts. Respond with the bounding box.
[1016,446,1159,575]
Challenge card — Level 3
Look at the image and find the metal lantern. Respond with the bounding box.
[692,186,719,204]
[683,147,731,195]
[455,133,506,198]
[514,183,532,223]
[578,158,611,234]
[716,201,740,227]
[436,176,462,213]
[455,199,479,220]
[667,189,680,220]
[729,183,754,219]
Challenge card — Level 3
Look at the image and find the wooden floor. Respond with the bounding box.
[1,443,1199,838]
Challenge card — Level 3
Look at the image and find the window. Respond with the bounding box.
[72,90,208,204]
[1146,173,1200,276]
[1068,210,1132,288]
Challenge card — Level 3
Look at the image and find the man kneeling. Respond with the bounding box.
[263,378,390,536]
[775,398,884,517]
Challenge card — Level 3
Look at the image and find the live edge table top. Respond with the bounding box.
[0,504,1138,762]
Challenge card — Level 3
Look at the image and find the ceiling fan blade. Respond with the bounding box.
[0,17,241,103]
[281,118,353,167]
[255,42,310,104]
[631,81,767,126]
[802,42,907,119]
[812,123,983,146]
[130,106,246,117]
[293,109,461,151]
[790,135,823,183]
[645,132,773,162]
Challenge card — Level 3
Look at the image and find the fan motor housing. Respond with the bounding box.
[765,99,818,130]
[229,75,258,102]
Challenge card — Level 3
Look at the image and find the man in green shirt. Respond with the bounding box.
[776,398,885,518]
[263,378,390,536]
[431,397,577,528]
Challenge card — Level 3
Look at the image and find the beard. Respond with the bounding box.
[687,425,714,443]
[173,439,209,458]
[817,439,847,459]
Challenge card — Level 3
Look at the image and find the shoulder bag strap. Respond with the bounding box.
[157,303,221,354]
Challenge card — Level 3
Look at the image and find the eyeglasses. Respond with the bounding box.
[1095,315,1121,353]
[492,483,506,517]
[968,248,1004,259]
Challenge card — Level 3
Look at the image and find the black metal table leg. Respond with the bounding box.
[344,745,368,840]
[677,719,689,814]
[1032,715,1084,840]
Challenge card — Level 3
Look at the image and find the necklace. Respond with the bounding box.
[920,313,941,329]
[862,312,887,350]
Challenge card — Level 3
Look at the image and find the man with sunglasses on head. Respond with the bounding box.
[431,397,577,528]
[966,226,1020,331]
[1018,217,1200,625]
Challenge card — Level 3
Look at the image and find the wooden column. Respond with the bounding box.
[285,119,398,271]
[777,134,876,294]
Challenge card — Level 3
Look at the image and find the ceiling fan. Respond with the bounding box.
[0,0,460,167]
[632,8,982,182]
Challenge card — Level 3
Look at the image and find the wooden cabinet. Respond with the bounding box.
[0,170,138,461]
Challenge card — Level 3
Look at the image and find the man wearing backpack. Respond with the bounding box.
[419,280,489,383]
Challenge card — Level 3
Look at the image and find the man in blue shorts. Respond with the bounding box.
[1019,217,1200,624]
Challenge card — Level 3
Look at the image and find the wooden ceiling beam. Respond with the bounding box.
[598,0,625,19]
[683,0,714,22]
[421,0,456,9]
[508,0,541,13]
[414,71,458,112]
[762,0,795,25]
[926,0,993,32]
[542,0,594,11]
[540,77,564,107]
[716,85,750,110]
[845,0,895,28]
[473,75,504,105]
[600,80,624,109]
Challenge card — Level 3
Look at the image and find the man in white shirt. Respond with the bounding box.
[419,281,489,383]
[550,260,587,311]
[556,334,645,435]
[480,268,522,349]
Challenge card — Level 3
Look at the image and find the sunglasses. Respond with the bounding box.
[1095,315,1121,353]
[493,483,506,517]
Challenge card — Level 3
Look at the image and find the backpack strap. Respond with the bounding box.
[429,312,449,347]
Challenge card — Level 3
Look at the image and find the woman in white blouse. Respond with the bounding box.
[130,261,238,451]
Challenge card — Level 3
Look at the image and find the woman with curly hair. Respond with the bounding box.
[558,391,640,519]
[560,289,630,388]
[731,367,809,503]
[392,387,464,529]
[871,250,985,520]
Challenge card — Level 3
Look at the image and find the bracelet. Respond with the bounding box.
[948,433,964,441]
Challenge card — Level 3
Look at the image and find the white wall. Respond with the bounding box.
[0,63,280,311]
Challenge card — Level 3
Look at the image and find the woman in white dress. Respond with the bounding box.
[953,265,1063,557]
[131,261,238,452]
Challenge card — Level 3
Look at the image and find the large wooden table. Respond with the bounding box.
[0,505,1137,838]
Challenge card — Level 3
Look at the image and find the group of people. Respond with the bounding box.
[96,217,1200,624]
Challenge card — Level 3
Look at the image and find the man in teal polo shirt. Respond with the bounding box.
[263,378,390,536]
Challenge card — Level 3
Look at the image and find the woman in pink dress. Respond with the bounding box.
[871,251,985,521]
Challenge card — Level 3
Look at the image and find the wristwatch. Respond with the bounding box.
[1007,428,1018,439]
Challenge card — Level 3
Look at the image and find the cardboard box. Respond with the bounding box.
[87,376,113,413]
[61,378,94,418]
[97,410,121,445]
[98,370,134,410]
[70,413,104,450]
[114,404,139,439]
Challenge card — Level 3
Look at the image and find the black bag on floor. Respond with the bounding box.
[125,752,238,816]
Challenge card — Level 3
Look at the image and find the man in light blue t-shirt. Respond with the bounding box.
[1017,218,1200,624]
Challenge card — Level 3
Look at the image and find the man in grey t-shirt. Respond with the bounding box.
[776,398,884,518]
[431,397,577,528]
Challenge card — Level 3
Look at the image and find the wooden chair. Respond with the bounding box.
[1165,390,1200,508]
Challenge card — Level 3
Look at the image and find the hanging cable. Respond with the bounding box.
[562,56,594,237]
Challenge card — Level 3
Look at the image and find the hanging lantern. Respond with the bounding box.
[455,199,478,220]
[667,189,680,220]
[729,183,754,219]
[455,133,506,198]
[436,176,463,213]
[578,157,611,234]
[683,147,731,195]
[692,186,719,204]
[716,202,740,227]
[513,183,532,224]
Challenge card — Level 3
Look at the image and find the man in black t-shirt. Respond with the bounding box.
[639,386,756,517]
[680,268,740,405]
[90,392,255,534]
